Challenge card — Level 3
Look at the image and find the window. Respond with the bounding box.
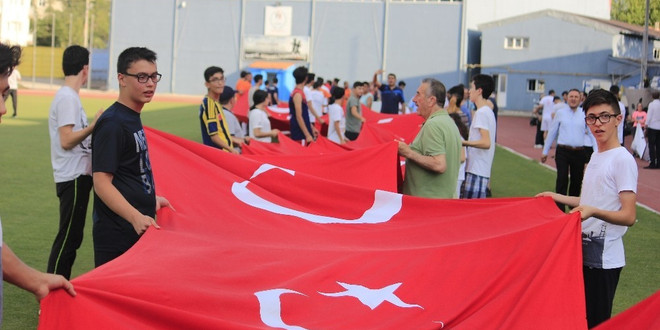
[654,48,660,61]
[527,79,545,93]
[504,37,529,50]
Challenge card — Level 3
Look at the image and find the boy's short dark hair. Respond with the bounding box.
[117,47,157,74]
[353,81,363,88]
[62,45,89,76]
[471,74,495,99]
[329,87,345,105]
[609,85,620,95]
[252,89,268,107]
[448,84,464,106]
[203,66,223,82]
[652,91,660,99]
[219,86,235,105]
[388,73,397,80]
[398,80,406,87]
[0,43,21,75]
[240,70,248,78]
[293,66,308,84]
[582,89,621,115]
[253,74,263,84]
[313,80,323,89]
[306,73,315,84]
[273,77,278,84]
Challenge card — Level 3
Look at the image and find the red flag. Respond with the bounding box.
[595,290,660,330]
[39,127,587,329]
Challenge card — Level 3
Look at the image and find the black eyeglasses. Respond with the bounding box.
[585,113,616,125]
[123,72,162,83]
[209,77,225,83]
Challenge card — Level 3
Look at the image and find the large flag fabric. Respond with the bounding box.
[38,126,588,329]
[595,289,660,329]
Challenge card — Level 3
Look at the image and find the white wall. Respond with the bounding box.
[0,0,32,46]
[465,0,610,30]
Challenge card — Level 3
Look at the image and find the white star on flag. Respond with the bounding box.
[319,282,423,310]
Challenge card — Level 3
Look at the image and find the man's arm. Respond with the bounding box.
[307,100,324,124]
[463,128,491,149]
[253,127,280,138]
[571,191,636,226]
[231,135,248,146]
[293,93,314,142]
[541,112,561,161]
[93,172,161,235]
[535,191,580,208]
[210,134,238,154]
[59,109,103,150]
[2,242,76,300]
[350,104,366,123]
[398,142,447,173]
[373,70,383,88]
[334,120,346,144]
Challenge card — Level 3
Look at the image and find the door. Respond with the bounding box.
[497,74,507,108]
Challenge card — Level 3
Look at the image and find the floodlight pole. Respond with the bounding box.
[641,0,649,87]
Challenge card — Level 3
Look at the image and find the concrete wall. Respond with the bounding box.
[108,0,464,100]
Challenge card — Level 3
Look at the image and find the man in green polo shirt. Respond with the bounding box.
[398,78,463,198]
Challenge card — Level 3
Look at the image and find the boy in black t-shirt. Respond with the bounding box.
[91,47,173,267]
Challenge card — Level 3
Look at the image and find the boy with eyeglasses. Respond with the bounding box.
[92,47,173,267]
[537,89,637,328]
[199,66,236,153]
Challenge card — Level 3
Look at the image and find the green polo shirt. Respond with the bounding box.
[402,110,462,198]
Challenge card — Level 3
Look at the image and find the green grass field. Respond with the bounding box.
[1,94,658,329]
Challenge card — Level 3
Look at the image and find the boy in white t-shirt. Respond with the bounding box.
[462,74,496,199]
[537,89,637,328]
[327,87,346,144]
[47,45,103,279]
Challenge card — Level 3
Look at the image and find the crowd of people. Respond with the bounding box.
[0,39,644,328]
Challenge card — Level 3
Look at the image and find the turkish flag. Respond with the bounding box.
[595,290,660,329]
[39,127,587,329]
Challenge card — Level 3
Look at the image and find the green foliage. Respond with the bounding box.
[33,0,111,48]
[0,95,657,328]
[611,0,660,26]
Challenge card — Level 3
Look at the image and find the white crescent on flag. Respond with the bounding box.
[231,164,403,224]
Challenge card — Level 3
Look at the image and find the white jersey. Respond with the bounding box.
[617,101,626,144]
[48,86,92,183]
[580,147,637,269]
[327,103,345,143]
[540,95,554,120]
[466,106,497,178]
[310,89,327,116]
[248,108,272,143]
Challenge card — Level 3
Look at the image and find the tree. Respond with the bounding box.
[33,0,111,49]
[611,0,660,26]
